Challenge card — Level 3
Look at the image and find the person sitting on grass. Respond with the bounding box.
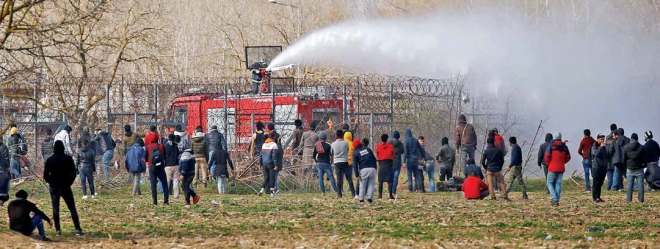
[462,171,489,200]
[179,148,200,207]
[7,190,52,241]
[463,158,484,180]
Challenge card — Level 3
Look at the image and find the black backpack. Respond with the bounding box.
[151,148,165,168]
[254,130,265,151]
[12,135,28,156]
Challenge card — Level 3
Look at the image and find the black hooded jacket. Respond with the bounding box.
[44,141,77,188]
[210,146,234,177]
[537,133,553,167]
[624,140,646,170]
[76,145,96,172]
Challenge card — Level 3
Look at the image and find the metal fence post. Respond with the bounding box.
[369,112,374,150]
[33,81,38,162]
[224,82,228,137]
[342,83,347,125]
[389,83,394,125]
[134,113,138,132]
[356,77,360,136]
[271,77,276,123]
[106,83,111,132]
[153,79,159,123]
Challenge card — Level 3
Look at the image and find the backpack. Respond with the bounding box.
[12,135,28,156]
[254,131,265,151]
[178,138,190,152]
[151,147,165,168]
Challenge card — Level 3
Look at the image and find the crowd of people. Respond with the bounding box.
[2,115,660,241]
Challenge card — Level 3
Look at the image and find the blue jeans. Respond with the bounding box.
[612,167,620,190]
[626,169,645,203]
[582,159,592,190]
[316,162,337,193]
[406,160,422,191]
[102,150,114,181]
[12,214,46,237]
[391,168,401,195]
[10,157,21,179]
[425,161,436,192]
[606,169,614,190]
[546,172,564,202]
[461,145,476,167]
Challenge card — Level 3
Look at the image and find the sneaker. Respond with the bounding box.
[367,199,373,204]
[522,195,529,200]
[92,195,96,199]
[82,195,88,200]
[55,230,61,236]
[94,192,99,196]
[597,198,604,202]
[258,188,264,196]
[193,195,201,204]
[354,195,358,199]
[75,230,84,236]
[502,197,512,202]
[42,236,52,242]
[585,188,592,192]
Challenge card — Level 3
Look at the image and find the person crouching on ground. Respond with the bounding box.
[462,172,489,200]
[259,134,279,197]
[353,138,377,204]
[375,134,395,200]
[7,190,52,241]
[209,144,234,194]
[179,149,200,206]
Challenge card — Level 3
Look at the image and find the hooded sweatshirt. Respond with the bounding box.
[537,133,553,167]
[624,139,646,170]
[191,132,208,159]
[53,130,72,155]
[591,143,609,169]
[388,131,404,170]
[545,138,571,173]
[481,144,504,172]
[454,117,478,148]
[125,143,146,173]
[76,145,96,172]
[578,136,596,160]
[353,139,377,176]
[494,134,508,156]
[344,132,354,165]
[402,129,425,163]
[609,128,630,166]
[644,139,660,163]
[179,150,196,177]
[44,141,77,188]
[313,133,332,164]
[330,137,349,163]
[260,138,278,167]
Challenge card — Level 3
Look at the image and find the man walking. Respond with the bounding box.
[578,129,596,191]
[537,133,553,194]
[544,132,571,206]
[418,136,436,192]
[331,130,355,198]
[44,141,84,236]
[125,139,146,196]
[403,129,426,193]
[506,137,528,200]
[191,131,209,188]
[164,134,181,199]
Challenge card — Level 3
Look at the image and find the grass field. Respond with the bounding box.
[1,178,659,248]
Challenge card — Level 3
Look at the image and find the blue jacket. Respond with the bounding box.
[402,129,425,163]
[179,151,196,177]
[260,141,278,167]
[125,144,146,173]
[509,144,522,167]
[644,139,660,163]
[464,164,484,179]
[353,144,377,176]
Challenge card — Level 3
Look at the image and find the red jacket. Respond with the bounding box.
[144,132,160,148]
[544,140,571,173]
[494,134,508,156]
[462,176,488,199]
[578,136,595,160]
[145,142,164,167]
[376,142,395,161]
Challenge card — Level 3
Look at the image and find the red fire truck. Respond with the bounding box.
[169,86,353,153]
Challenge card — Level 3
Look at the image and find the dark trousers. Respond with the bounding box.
[335,162,356,198]
[615,164,627,190]
[592,167,607,200]
[49,187,82,232]
[261,164,276,190]
[80,170,95,196]
[378,181,393,198]
[182,175,196,204]
[439,167,453,181]
[149,167,169,204]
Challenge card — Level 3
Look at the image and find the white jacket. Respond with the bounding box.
[54,130,72,155]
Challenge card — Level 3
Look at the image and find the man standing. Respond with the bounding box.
[77,126,92,151]
[93,129,116,182]
[76,139,96,199]
[0,138,9,174]
[578,129,596,191]
[353,138,377,204]
[610,128,630,191]
[174,125,190,151]
[544,132,571,206]
[53,126,73,156]
[41,129,54,160]
[591,134,608,202]
[164,134,181,199]
[605,124,617,190]
[268,123,283,192]
[481,137,510,201]
[388,131,404,197]
[125,139,146,196]
[537,133,553,194]
[331,130,355,198]
[376,134,395,199]
[191,131,209,188]
[403,129,425,193]
[436,137,456,182]
[506,137,528,200]
[44,141,84,236]
[249,122,266,158]
[643,131,659,191]
[624,133,645,203]
[148,142,169,205]
[455,114,478,167]
[313,133,337,196]
[290,119,305,168]
[206,125,227,152]
[259,134,279,198]
[302,121,319,171]
[8,127,29,179]
[418,136,436,192]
